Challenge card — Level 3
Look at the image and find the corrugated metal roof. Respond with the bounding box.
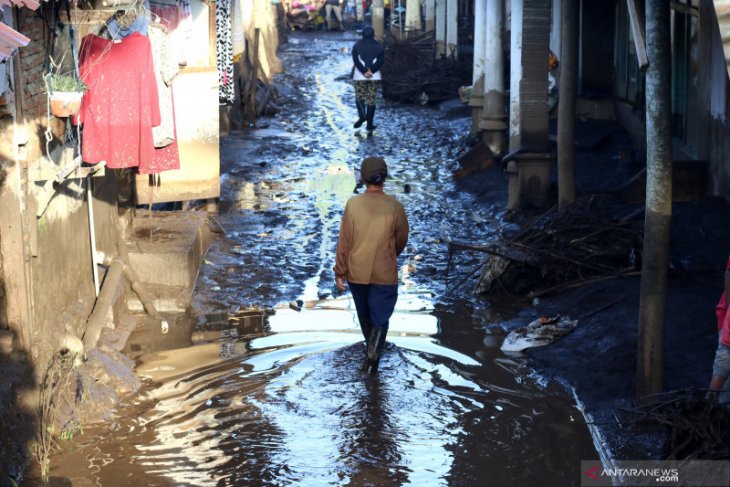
[0,0,40,62]
[0,22,30,62]
[0,0,40,10]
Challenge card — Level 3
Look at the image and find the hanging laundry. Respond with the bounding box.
[148,23,179,148]
[216,0,235,104]
[231,0,245,58]
[146,86,180,174]
[107,9,149,38]
[150,0,191,66]
[77,32,160,169]
[146,22,180,174]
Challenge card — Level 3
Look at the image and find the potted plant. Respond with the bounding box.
[45,56,87,118]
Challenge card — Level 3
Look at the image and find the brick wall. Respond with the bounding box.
[17,7,51,162]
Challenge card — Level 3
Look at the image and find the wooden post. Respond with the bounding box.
[424,0,436,31]
[446,0,458,58]
[405,0,421,31]
[435,0,446,57]
[557,0,578,209]
[246,28,261,123]
[480,0,506,156]
[373,0,385,41]
[0,48,33,353]
[637,0,672,400]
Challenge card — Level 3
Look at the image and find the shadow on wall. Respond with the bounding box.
[0,331,37,486]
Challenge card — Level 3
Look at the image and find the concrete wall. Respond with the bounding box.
[702,0,730,196]
[0,6,122,362]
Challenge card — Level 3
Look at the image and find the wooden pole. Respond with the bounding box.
[446,0,458,58]
[405,0,421,31]
[435,0,446,57]
[373,0,385,41]
[557,0,578,209]
[637,0,672,400]
[480,0,506,156]
[246,28,261,123]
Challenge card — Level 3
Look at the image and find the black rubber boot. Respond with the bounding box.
[359,319,372,343]
[366,104,376,132]
[354,100,367,128]
[366,327,387,374]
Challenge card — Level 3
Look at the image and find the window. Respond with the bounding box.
[671,1,699,147]
[614,1,645,106]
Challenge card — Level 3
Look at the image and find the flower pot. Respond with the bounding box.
[49,91,84,117]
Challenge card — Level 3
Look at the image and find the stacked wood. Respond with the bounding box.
[241,78,279,118]
[617,389,730,460]
[381,31,470,104]
[448,196,643,297]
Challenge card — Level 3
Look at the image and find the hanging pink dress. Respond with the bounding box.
[78,32,161,169]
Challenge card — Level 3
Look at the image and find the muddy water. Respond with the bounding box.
[47,32,597,486]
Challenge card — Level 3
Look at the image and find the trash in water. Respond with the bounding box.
[500,315,578,352]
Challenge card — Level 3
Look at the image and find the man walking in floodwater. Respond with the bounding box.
[334,157,408,373]
[351,25,384,133]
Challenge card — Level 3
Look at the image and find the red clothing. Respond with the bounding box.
[144,87,180,174]
[78,33,160,169]
[716,255,730,346]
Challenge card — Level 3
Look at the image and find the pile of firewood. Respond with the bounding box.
[617,389,730,460]
[448,196,643,297]
[381,31,470,104]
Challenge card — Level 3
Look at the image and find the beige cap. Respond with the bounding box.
[360,156,388,184]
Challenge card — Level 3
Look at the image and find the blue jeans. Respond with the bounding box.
[348,282,398,339]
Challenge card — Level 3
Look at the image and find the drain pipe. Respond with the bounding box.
[83,242,169,349]
[82,258,124,349]
[116,241,165,324]
[87,177,100,296]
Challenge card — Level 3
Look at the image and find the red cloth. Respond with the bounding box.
[78,33,160,169]
[717,254,730,346]
[718,294,730,347]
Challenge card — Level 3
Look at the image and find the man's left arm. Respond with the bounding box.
[395,203,408,256]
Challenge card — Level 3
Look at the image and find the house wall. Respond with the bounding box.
[609,0,730,199]
[0,5,122,362]
[702,0,730,196]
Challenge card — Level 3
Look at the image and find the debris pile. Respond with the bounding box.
[241,78,280,118]
[448,196,643,297]
[381,31,471,104]
[617,389,730,460]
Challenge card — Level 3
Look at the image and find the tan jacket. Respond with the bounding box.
[334,192,409,285]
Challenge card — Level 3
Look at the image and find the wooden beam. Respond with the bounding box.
[627,0,649,70]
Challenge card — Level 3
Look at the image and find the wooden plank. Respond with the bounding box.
[28,156,106,182]
[626,0,648,70]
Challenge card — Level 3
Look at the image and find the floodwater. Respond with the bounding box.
[47,32,597,486]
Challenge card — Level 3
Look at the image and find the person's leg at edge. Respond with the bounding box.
[354,81,367,128]
[349,281,373,344]
[365,81,379,132]
[366,284,398,373]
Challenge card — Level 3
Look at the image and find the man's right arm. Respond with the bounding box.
[725,267,730,303]
[334,204,353,278]
[352,50,367,74]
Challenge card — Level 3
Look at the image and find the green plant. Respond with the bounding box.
[44,54,87,93]
[44,72,88,93]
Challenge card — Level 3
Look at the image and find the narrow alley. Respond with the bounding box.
[44,31,597,486]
